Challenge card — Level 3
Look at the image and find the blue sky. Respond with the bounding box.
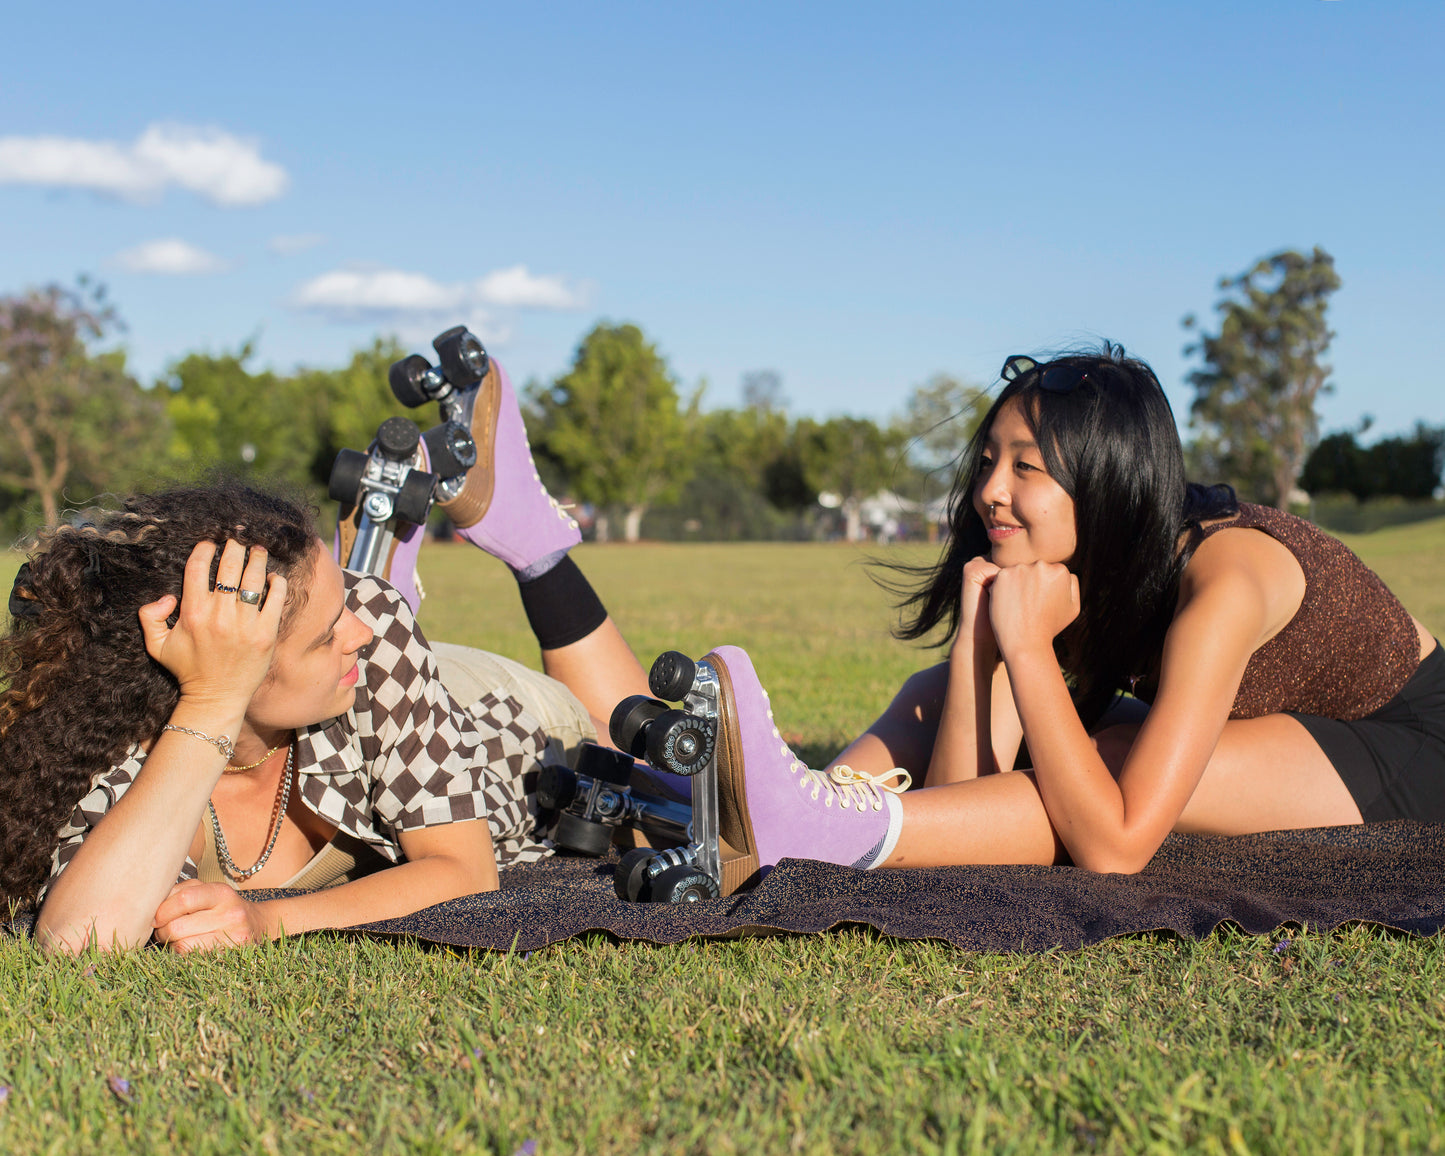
[3,1,1442,439]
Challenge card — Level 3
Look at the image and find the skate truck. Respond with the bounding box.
[328,326,486,583]
[327,327,726,902]
[605,649,742,905]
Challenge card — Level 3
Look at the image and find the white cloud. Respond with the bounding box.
[290,268,466,318]
[0,123,288,207]
[268,233,326,255]
[475,264,588,309]
[289,264,587,333]
[114,237,228,275]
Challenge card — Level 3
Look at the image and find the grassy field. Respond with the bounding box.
[2,519,1444,1155]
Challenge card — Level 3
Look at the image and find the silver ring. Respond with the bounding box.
[237,588,263,606]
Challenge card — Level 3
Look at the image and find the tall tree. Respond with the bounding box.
[162,342,318,488]
[1183,247,1341,507]
[530,323,696,542]
[292,337,413,487]
[796,415,905,541]
[0,283,167,530]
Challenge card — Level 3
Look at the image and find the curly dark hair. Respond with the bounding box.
[0,482,319,911]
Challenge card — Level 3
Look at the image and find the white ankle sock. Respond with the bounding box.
[850,792,903,870]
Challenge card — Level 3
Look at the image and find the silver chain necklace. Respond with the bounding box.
[209,742,294,882]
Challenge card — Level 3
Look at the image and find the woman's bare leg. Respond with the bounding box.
[881,711,1362,868]
[540,617,650,732]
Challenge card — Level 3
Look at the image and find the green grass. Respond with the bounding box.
[3,519,1445,1154]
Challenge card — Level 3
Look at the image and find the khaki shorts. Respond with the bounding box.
[431,641,597,769]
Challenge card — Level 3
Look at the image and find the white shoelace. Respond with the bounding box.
[763,696,911,811]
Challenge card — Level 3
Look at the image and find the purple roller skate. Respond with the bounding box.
[706,645,909,887]
[440,357,581,573]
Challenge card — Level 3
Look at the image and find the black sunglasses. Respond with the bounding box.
[1000,355,1091,394]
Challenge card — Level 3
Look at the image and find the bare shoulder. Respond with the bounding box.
[1180,526,1306,641]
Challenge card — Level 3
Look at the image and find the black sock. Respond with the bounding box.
[517,555,608,650]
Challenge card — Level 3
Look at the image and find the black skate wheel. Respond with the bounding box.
[616,847,657,902]
[645,710,715,777]
[648,651,697,701]
[375,416,422,461]
[394,468,436,525]
[433,326,489,389]
[552,811,613,857]
[389,354,436,407]
[650,864,719,904]
[327,449,369,506]
[609,695,667,760]
[536,765,577,812]
[421,421,477,479]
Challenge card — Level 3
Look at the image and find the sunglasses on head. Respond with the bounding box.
[1000,355,1091,394]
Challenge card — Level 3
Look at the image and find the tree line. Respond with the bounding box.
[2,247,1441,545]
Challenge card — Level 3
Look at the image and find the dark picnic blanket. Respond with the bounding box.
[351,821,1445,952]
[10,822,1445,953]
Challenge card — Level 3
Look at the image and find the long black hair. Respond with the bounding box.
[894,342,1236,724]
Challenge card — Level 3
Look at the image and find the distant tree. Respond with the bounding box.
[1362,424,1445,500]
[1300,430,1368,501]
[896,373,990,471]
[530,323,696,542]
[796,416,905,541]
[741,369,788,414]
[1299,422,1443,502]
[292,337,413,487]
[0,283,167,530]
[162,342,317,488]
[1183,247,1341,507]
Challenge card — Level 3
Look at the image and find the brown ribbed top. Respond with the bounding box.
[1192,504,1419,720]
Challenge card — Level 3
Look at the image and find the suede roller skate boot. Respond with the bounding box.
[705,645,910,887]
[440,357,581,573]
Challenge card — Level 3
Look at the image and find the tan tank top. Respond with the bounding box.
[197,821,391,892]
[1193,504,1419,720]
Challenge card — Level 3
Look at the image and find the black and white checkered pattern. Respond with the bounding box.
[46,572,552,898]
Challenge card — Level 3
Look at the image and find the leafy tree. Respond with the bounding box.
[1368,424,1445,500]
[1299,423,1443,502]
[1300,430,1368,501]
[1183,247,1341,507]
[740,368,788,413]
[0,283,167,531]
[292,337,413,488]
[161,342,316,488]
[796,416,905,541]
[896,373,990,473]
[530,323,697,542]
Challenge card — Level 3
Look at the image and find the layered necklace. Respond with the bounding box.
[210,741,294,882]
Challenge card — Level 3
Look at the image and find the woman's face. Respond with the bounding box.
[972,398,1077,566]
[244,543,374,734]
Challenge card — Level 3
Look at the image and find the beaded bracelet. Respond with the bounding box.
[161,724,237,762]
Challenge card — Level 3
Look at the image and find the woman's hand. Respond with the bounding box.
[152,880,272,952]
[954,557,1002,662]
[137,540,287,710]
[988,561,1079,659]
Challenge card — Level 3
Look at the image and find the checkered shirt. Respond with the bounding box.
[46,572,552,898]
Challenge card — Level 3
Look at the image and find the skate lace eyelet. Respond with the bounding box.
[822,764,912,811]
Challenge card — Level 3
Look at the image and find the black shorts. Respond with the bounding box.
[1289,642,1445,823]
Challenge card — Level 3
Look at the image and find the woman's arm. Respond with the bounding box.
[925,557,1025,785]
[992,530,1305,873]
[151,820,499,951]
[35,541,285,953]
